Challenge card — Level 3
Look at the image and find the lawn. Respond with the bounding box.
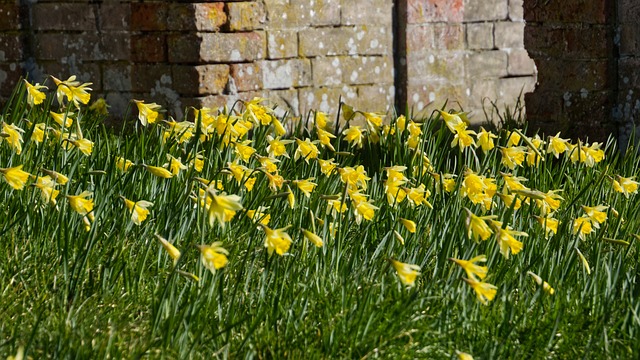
[1,77,640,359]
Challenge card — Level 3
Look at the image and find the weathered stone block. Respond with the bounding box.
[464,0,508,22]
[261,59,312,89]
[535,59,610,92]
[563,26,612,59]
[103,64,132,92]
[494,21,525,49]
[299,86,359,115]
[226,1,266,31]
[466,22,493,50]
[312,57,344,87]
[230,63,262,92]
[0,34,22,61]
[299,26,391,57]
[523,0,607,24]
[407,52,466,84]
[98,4,130,30]
[267,30,298,59]
[341,0,392,26]
[290,0,341,26]
[0,4,21,31]
[131,3,168,31]
[266,2,307,29]
[356,84,395,111]
[508,49,537,76]
[169,32,266,63]
[32,3,97,31]
[466,51,508,78]
[132,34,166,63]
[433,24,465,50]
[497,76,536,106]
[406,25,434,56]
[619,24,639,56]
[131,64,173,93]
[169,3,227,31]
[406,0,464,24]
[173,65,230,95]
[508,0,524,21]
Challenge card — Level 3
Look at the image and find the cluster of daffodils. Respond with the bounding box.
[3,76,639,310]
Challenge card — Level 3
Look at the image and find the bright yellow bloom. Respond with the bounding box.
[24,79,48,106]
[165,154,188,176]
[461,169,486,198]
[122,197,153,225]
[535,215,559,238]
[450,122,476,150]
[263,170,285,192]
[390,259,421,287]
[293,178,317,197]
[1,123,24,155]
[155,234,181,265]
[246,97,274,125]
[438,110,464,133]
[246,206,271,225]
[134,100,162,126]
[581,204,608,228]
[206,188,243,227]
[506,130,521,146]
[197,242,229,273]
[527,271,555,295]
[116,156,134,172]
[34,175,59,205]
[287,185,296,209]
[145,165,173,179]
[572,216,594,239]
[525,134,545,167]
[31,123,46,144]
[302,229,324,247]
[266,135,293,158]
[399,218,416,233]
[613,175,639,198]
[234,140,256,162]
[464,209,495,241]
[294,138,319,163]
[316,126,336,151]
[261,224,293,256]
[51,75,92,107]
[315,111,329,129]
[66,190,94,216]
[450,255,488,280]
[50,110,74,128]
[405,184,432,208]
[318,158,338,176]
[343,125,364,148]
[456,350,474,360]
[396,115,407,132]
[0,165,31,190]
[477,127,498,153]
[496,192,523,210]
[500,146,527,169]
[501,173,529,192]
[492,222,527,259]
[353,197,378,224]
[462,277,497,305]
[548,132,571,158]
[66,138,94,156]
[339,165,370,190]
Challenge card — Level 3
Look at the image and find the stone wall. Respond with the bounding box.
[399,0,537,122]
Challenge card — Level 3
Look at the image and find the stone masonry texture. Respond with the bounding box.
[0,0,636,142]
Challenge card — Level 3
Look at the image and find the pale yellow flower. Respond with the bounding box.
[390,259,421,287]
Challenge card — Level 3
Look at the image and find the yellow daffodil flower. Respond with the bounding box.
[144,164,173,179]
[261,224,293,256]
[399,218,416,233]
[122,196,153,225]
[24,79,47,106]
[462,277,497,305]
[155,234,181,265]
[134,100,162,126]
[197,242,229,273]
[613,175,638,198]
[450,255,488,280]
[390,259,421,287]
[302,229,324,247]
[527,271,555,295]
[294,138,319,163]
[0,165,32,190]
[1,122,24,154]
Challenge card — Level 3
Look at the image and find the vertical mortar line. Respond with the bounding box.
[392,0,407,115]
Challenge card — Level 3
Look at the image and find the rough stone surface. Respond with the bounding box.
[466,23,494,50]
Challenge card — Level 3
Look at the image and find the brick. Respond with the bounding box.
[406,0,464,24]
[290,0,341,26]
[618,58,640,89]
[132,34,166,63]
[103,64,132,92]
[620,0,640,24]
[407,52,466,83]
[226,1,266,31]
[230,63,262,92]
[356,84,395,112]
[508,0,524,21]
[341,0,392,26]
[239,89,301,116]
[523,1,608,24]
[561,90,614,142]
[348,56,394,85]
[433,24,464,50]
[497,76,536,110]
[508,49,537,76]
[466,22,493,50]
[406,82,470,115]
[37,32,129,62]
[299,86,359,115]
[32,3,96,31]
[267,30,298,59]
[131,3,168,31]
[0,4,20,31]
[0,63,23,97]
[563,26,612,59]
[266,2,307,29]
[131,64,172,93]
[523,24,565,58]
[464,0,508,22]
[98,4,130,30]
[312,57,344,87]
[299,26,391,57]
[172,65,230,95]
[169,3,227,31]
[470,79,498,110]
[260,59,311,89]
[406,25,434,56]
[494,22,524,49]
[535,59,610,92]
[465,51,508,78]
[98,33,130,61]
[169,32,266,63]
[0,34,22,61]
[619,24,639,56]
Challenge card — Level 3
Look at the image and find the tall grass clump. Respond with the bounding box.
[1,76,640,359]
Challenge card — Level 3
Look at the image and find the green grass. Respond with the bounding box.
[1,79,640,359]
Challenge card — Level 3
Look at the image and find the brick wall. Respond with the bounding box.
[399,0,537,123]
